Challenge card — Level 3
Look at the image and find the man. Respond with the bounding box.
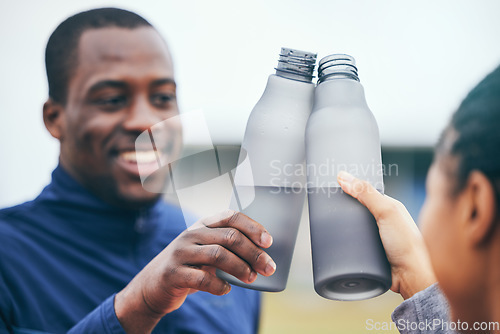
[0,8,275,333]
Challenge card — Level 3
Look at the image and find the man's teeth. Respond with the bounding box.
[120,150,159,164]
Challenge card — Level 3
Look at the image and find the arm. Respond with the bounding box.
[337,172,452,333]
[68,210,273,334]
[114,210,274,334]
[391,283,453,334]
[67,294,125,334]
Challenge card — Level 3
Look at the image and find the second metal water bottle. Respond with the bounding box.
[305,54,391,300]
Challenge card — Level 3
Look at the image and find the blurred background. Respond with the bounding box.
[1,0,500,333]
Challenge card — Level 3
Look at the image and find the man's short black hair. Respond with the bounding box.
[45,7,153,104]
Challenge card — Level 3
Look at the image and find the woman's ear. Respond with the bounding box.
[463,170,497,246]
[43,98,65,141]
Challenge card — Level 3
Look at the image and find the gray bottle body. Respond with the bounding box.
[305,75,391,300]
[216,69,315,291]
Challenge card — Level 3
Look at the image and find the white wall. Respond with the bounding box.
[1,0,500,207]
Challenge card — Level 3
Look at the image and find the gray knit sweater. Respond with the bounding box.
[391,283,454,334]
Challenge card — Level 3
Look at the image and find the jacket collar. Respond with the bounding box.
[35,165,163,234]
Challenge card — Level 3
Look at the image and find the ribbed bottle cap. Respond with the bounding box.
[275,47,317,83]
[317,54,359,84]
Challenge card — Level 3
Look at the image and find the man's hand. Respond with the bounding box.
[114,210,275,334]
[337,171,436,300]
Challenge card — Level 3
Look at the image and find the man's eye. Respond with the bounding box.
[151,93,175,107]
[94,96,127,109]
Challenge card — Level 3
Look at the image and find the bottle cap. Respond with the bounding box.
[317,54,359,84]
[275,47,317,83]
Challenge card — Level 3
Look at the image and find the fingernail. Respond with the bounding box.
[264,259,276,276]
[338,171,355,184]
[249,271,257,283]
[224,283,231,294]
[260,232,273,248]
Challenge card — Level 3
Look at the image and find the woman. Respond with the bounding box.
[338,64,500,334]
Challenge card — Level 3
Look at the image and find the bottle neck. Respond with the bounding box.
[317,54,359,84]
[275,47,317,83]
[314,79,368,110]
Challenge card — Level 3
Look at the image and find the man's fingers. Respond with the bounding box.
[189,244,260,283]
[182,227,276,278]
[184,210,276,280]
[175,267,231,296]
[190,210,273,249]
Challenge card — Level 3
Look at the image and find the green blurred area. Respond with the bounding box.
[260,288,401,334]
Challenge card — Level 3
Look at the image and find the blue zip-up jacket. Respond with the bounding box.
[0,166,260,333]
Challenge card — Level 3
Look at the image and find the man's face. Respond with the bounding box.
[59,27,181,209]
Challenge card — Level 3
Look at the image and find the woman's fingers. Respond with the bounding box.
[337,170,436,299]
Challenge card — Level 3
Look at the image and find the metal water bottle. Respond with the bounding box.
[305,54,391,300]
[217,48,317,291]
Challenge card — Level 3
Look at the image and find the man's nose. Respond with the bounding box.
[122,96,161,133]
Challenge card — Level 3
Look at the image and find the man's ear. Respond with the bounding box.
[43,98,65,141]
[463,170,497,247]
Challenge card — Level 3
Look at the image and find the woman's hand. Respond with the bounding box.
[337,171,436,300]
